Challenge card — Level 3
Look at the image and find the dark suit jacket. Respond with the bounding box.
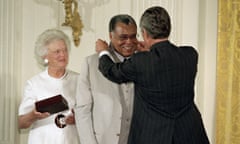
[99,40,209,144]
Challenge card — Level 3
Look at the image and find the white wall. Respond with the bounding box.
[0,0,217,143]
[197,0,218,143]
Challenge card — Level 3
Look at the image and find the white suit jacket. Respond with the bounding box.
[74,53,133,144]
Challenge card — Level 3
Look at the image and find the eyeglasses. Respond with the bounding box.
[112,32,138,41]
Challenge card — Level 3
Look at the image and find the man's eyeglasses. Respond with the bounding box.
[112,32,138,41]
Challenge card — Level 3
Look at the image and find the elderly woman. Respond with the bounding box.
[18,29,80,144]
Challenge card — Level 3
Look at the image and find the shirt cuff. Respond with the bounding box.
[99,50,110,58]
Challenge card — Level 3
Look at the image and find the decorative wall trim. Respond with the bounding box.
[58,0,84,47]
[0,0,22,143]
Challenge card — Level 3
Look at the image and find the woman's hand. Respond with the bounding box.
[65,109,75,125]
[33,109,50,120]
[18,109,50,129]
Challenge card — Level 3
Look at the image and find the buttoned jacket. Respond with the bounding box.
[75,52,133,144]
[98,41,210,144]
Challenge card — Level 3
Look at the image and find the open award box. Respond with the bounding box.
[35,95,69,114]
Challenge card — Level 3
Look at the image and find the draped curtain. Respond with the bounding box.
[216,0,240,143]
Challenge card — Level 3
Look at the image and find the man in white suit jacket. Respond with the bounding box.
[74,14,138,144]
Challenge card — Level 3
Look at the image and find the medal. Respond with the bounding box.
[55,113,67,128]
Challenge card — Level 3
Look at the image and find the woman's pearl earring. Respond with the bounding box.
[44,59,48,64]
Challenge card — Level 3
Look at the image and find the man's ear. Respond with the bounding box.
[109,32,113,40]
[141,29,147,39]
[142,29,150,39]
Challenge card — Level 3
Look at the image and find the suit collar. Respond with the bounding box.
[151,40,171,50]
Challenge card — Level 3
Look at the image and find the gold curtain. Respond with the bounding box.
[216,0,240,144]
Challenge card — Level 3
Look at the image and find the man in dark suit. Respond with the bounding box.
[96,6,210,144]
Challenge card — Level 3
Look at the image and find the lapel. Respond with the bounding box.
[108,44,121,63]
[108,45,129,109]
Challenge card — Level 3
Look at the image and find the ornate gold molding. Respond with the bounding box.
[59,0,83,47]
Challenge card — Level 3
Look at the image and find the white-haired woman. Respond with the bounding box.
[18,29,80,144]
